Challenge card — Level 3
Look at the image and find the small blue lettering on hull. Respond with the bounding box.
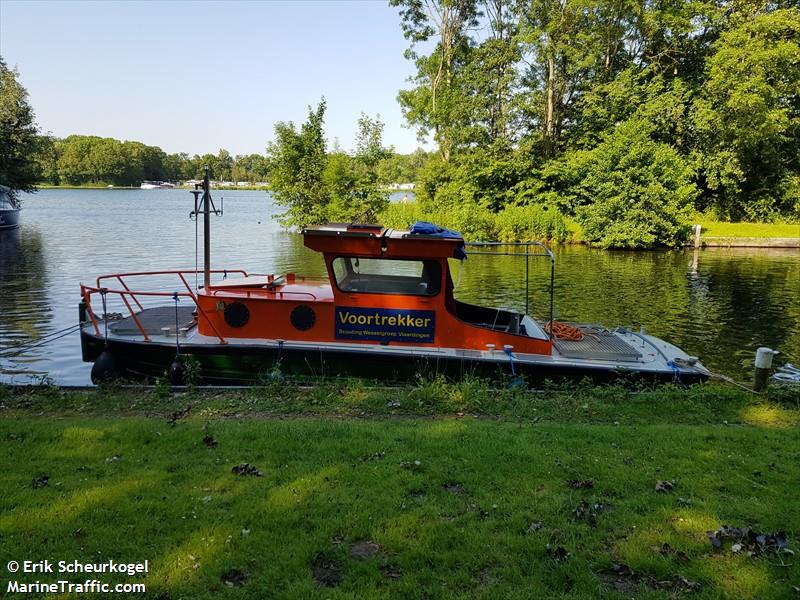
[335,307,436,343]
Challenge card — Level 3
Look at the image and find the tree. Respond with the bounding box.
[548,119,697,248]
[267,101,391,228]
[267,99,330,228]
[33,135,60,185]
[392,0,481,161]
[693,8,800,220]
[355,114,391,167]
[327,113,390,222]
[376,148,429,184]
[0,57,40,202]
[163,152,190,181]
[463,1,520,147]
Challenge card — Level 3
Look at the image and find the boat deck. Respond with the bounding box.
[109,306,196,336]
[552,327,642,362]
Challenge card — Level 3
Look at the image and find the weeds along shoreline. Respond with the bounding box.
[1,379,797,423]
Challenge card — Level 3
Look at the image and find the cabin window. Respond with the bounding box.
[331,257,442,296]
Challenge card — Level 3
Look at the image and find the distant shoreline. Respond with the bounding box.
[26,186,800,247]
[36,184,270,191]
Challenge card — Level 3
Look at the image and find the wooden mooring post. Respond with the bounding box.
[693,224,702,248]
[753,347,778,392]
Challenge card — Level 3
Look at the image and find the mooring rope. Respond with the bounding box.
[173,292,181,356]
[708,371,762,394]
[0,323,81,352]
[0,324,81,359]
[100,289,109,347]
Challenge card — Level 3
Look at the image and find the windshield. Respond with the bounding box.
[331,257,442,296]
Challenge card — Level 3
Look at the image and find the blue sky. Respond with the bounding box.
[0,0,426,155]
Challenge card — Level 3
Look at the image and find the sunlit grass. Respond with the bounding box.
[740,403,799,428]
[700,220,800,238]
[0,382,798,598]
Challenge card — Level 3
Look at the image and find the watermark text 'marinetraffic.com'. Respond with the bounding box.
[7,580,147,594]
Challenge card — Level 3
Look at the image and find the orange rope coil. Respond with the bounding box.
[545,321,587,341]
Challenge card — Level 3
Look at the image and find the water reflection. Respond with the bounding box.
[0,227,52,379]
[0,189,797,384]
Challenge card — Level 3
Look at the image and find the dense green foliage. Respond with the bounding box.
[693,10,800,221]
[376,148,429,184]
[0,57,40,203]
[381,199,572,242]
[388,1,800,247]
[545,120,697,248]
[267,101,393,228]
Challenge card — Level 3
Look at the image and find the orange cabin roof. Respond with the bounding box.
[303,223,465,260]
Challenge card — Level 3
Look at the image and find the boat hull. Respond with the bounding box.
[0,208,19,230]
[80,329,708,386]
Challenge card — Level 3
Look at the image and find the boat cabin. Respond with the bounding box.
[193,222,552,355]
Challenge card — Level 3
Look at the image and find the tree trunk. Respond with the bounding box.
[545,50,556,156]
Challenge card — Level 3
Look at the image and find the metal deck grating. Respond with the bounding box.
[109,306,197,336]
[553,329,641,362]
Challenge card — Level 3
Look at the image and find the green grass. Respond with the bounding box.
[699,221,800,238]
[1,381,799,599]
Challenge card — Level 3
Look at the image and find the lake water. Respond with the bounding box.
[1,189,798,385]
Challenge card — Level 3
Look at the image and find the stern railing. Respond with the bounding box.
[464,241,555,341]
[81,269,246,344]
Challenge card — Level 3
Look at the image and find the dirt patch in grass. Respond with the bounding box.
[311,554,344,587]
[231,463,262,477]
[220,568,247,587]
[655,479,676,492]
[379,563,402,579]
[30,474,49,488]
[443,482,466,495]
[350,541,380,560]
[598,563,701,594]
[567,478,594,489]
[571,500,610,525]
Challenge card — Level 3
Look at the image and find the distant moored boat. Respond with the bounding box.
[0,185,20,230]
[140,181,175,189]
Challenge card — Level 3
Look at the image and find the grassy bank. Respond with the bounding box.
[699,221,800,239]
[379,201,799,245]
[1,382,798,599]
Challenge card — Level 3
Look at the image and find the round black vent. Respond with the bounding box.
[290,305,316,331]
[224,302,250,328]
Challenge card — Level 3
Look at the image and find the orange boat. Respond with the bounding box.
[79,173,710,385]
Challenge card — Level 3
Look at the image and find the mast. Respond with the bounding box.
[190,166,221,291]
[203,166,211,290]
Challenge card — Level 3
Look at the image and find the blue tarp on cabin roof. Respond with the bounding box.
[409,222,467,259]
[409,221,462,239]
